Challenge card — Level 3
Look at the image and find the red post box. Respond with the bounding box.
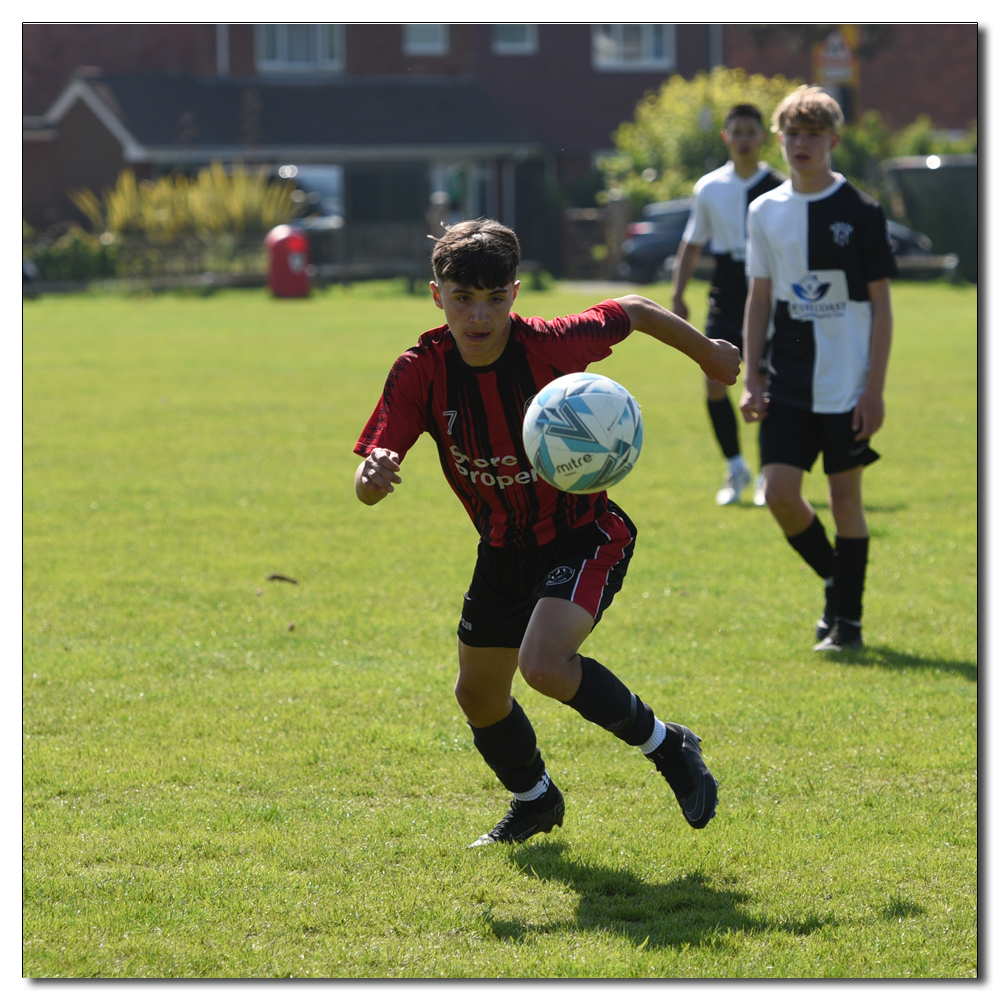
[264,225,311,298]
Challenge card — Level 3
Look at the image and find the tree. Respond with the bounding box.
[599,66,800,210]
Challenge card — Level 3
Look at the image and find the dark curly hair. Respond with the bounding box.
[430,218,521,289]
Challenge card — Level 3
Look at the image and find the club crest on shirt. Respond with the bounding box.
[546,566,576,586]
[792,272,832,302]
[830,222,854,247]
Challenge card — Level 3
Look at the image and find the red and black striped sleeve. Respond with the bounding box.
[354,345,431,460]
[517,299,632,369]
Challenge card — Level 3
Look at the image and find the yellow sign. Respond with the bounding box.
[813,26,859,89]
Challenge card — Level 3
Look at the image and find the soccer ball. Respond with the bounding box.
[522,372,643,494]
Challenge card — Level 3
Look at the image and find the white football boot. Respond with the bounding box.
[715,458,752,506]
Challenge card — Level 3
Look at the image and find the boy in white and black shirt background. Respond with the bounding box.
[672,104,784,506]
[740,86,898,652]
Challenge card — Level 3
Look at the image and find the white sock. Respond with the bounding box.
[639,718,667,755]
[728,454,749,474]
[512,771,551,802]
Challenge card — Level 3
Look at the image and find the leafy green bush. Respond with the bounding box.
[599,66,800,209]
[603,68,977,212]
[833,111,977,195]
[889,114,978,157]
[832,110,893,192]
[27,227,119,281]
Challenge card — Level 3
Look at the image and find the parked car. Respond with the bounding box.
[885,219,933,256]
[618,198,692,284]
[619,198,935,284]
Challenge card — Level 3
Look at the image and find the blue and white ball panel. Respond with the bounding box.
[522,373,643,494]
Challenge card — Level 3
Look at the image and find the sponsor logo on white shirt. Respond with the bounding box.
[789,271,847,320]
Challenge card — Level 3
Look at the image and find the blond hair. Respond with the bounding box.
[771,85,845,133]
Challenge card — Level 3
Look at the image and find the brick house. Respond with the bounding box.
[23,23,978,271]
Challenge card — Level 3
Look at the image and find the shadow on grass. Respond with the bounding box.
[487,843,834,950]
[808,500,907,514]
[880,895,926,920]
[829,644,977,683]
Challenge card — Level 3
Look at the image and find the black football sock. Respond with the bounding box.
[786,514,835,583]
[707,397,741,459]
[823,582,837,623]
[834,536,869,624]
[563,656,661,748]
[469,698,548,797]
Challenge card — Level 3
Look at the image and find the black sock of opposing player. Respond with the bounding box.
[786,515,835,582]
[469,698,548,798]
[834,536,869,624]
[563,656,671,750]
[707,398,741,459]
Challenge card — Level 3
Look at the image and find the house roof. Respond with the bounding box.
[39,72,540,163]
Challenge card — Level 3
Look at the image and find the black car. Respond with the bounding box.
[619,201,934,284]
[885,219,933,256]
[618,198,692,284]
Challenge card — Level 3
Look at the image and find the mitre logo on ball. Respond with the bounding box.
[521,372,643,494]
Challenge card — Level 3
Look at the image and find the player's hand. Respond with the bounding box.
[671,296,688,321]
[700,339,741,385]
[739,382,768,423]
[852,390,885,441]
[359,448,402,494]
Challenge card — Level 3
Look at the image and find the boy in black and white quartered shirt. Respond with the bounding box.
[740,86,898,653]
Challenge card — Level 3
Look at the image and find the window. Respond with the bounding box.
[346,166,428,223]
[592,24,675,71]
[402,24,449,56]
[256,24,344,71]
[492,25,538,55]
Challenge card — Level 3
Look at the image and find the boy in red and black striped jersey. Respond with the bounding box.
[355,219,740,846]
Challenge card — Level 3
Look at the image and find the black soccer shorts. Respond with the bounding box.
[759,398,881,475]
[704,311,768,376]
[705,312,743,354]
[457,500,637,649]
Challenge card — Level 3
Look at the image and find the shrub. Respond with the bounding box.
[832,110,893,193]
[70,162,303,242]
[599,66,800,209]
[889,114,978,157]
[602,69,977,212]
[27,227,119,281]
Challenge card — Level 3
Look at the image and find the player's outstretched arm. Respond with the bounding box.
[739,277,772,423]
[615,294,740,385]
[355,448,402,506]
[670,240,703,320]
[851,278,893,440]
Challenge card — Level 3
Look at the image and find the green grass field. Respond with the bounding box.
[23,279,977,978]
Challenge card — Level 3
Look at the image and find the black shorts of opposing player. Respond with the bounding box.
[705,256,747,354]
[759,399,880,475]
[704,314,743,353]
[703,313,767,376]
[458,501,637,648]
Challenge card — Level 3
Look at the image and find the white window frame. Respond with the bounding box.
[591,24,676,72]
[256,24,345,72]
[402,24,449,56]
[491,24,538,56]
